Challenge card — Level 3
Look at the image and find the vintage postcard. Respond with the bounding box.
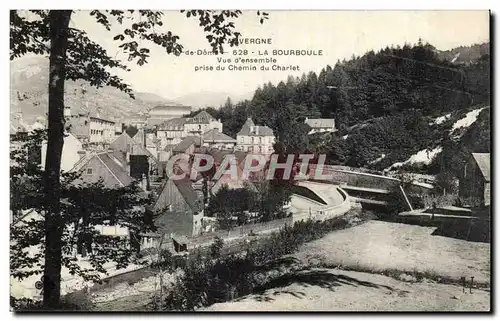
[9,10,491,312]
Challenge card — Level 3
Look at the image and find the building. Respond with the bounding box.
[156,111,223,149]
[142,178,204,250]
[236,118,275,154]
[124,113,147,129]
[305,118,336,134]
[202,129,237,150]
[66,111,116,145]
[41,133,85,172]
[70,151,139,189]
[115,122,124,136]
[68,150,148,254]
[184,111,223,136]
[110,132,160,178]
[172,136,202,155]
[132,128,158,158]
[156,118,188,147]
[147,104,192,127]
[459,152,490,208]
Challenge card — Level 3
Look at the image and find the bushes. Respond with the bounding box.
[159,212,359,311]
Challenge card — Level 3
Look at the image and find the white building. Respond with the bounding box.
[202,129,237,150]
[305,118,336,135]
[184,111,223,136]
[147,104,192,127]
[156,118,188,147]
[236,118,275,154]
[41,133,85,172]
[66,110,116,145]
[156,111,223,149]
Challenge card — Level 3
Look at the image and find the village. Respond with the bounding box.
[9,9,490,312]
[10,102,344,264]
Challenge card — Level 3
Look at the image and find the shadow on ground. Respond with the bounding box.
[250,268,406,302]
[376,215,490,243]
[431,219,490,243]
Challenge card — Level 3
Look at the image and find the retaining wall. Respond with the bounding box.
[292,186,351,223]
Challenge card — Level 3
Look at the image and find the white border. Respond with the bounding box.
[3,1,497,320]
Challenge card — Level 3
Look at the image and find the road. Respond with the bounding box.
[289,181,346,215]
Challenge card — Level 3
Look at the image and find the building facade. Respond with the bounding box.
[66,112,116,145]
[236,118,275,154]
[41,133,85,173]
[156,111,224,150]
[184,111,223,136]
[202,129,237,150]
[147,104,192,127]
[142,178,204,250]
[459,152,490,208]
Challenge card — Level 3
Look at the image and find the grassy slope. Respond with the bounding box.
[204,220,490,311]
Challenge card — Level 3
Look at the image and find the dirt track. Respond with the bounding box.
[203,268,490,312]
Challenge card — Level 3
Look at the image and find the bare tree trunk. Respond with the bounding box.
[42,10,72,309]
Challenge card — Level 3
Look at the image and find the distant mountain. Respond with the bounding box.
[435,42,490,64]
[174,91,254,110]
[10,56,175,124]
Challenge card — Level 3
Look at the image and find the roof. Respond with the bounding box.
[110,132,136,152]
[150,104,191,112]
[173,136,201,153]
[172,235,189,244]
[163,144,177,152]
[203,129,237,143]
[186,110,217,124]
[132,128,155,147]
[237,118,274,137]
[89,114,115,123]
[158,117,187,130]
[96,152,135,187]
[237,118,255,136]
[305,118,335,128]
[472,153,490,182]
[173,179,202,212]
[109,132,158,164]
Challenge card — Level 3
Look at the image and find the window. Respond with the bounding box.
[86,168,93,175]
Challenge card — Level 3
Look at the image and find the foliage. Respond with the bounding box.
[191,42,489,171]
[160,213,358,310]
[124,125,139,138]
[10,9,268,308]
[209,236,224,259]
[10,131,154,283]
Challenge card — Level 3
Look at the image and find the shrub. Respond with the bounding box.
[159,211,364,311]
[209,236,224,259]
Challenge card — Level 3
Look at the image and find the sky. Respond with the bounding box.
[70,10,490,100]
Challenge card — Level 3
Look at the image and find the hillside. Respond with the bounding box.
[192,41,490,180]
[10,56,175,124]
[435,43,490,64]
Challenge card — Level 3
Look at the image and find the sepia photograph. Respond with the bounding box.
[9,9,491,312]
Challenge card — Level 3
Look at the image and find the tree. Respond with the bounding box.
[10,9,268,308]
[124,125,139,138]
[10,130,155,308]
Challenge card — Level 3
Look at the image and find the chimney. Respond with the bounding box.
[305,117,308,122]
[250,126,254,133]
[256,126,259,135]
